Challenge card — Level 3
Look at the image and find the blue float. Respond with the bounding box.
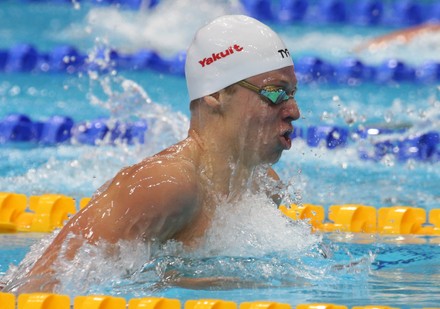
[307,126,349,149]
[295,56,335,83]
[306,126,333,147]
[146,0,160,9]
[278,0,308,22]
[129,49,153,70]
[38,116,74,145]
[123,120,148,144]
[352,0,383,25]
[6,44,39,72]
[50,45,84,73]
[393,0,424,26]
[319,0,347,23]
[166,51,186,76]
[147,51,173,73]
[73,119,109,145]
[81,120,148,145]
[336,58,366,83]
[376,59,415,83]
[87,48,120,72]
[326,126,349,149]
[36,52,52,73]
[416,61,440,83]
[363,132,438,162]
[129,49,161,71]
[0,114,35,142]
[241,0,274,21]
[373,140,396,160]
[418,131,440,161]
[396,137,420,161]
[107,121,124,142]
[0,50,8,71]
[428,3,440,21]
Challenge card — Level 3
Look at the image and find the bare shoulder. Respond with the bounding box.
[120,153,198,203]
[113,152,199,216]
[68,146,201,243]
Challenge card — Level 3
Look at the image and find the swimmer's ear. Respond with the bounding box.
[203,92,222,111]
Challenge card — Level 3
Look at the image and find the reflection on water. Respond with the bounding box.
[368,265,440,307]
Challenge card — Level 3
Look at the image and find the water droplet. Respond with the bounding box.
[9,86,21,96]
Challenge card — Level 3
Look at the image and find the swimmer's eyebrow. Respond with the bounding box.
[273,76,297,86]
[266,80,298,93]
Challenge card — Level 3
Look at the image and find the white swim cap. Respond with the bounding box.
[185,15,293,101]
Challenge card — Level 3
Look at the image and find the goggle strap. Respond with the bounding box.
[237,80,261,93]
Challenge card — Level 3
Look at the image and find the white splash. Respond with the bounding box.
[200,191,320,258]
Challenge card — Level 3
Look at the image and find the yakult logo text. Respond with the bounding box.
[199,44,243,67]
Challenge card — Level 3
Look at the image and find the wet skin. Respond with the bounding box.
[4,66,299,293]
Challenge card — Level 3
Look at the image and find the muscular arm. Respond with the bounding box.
[11,158,199,293]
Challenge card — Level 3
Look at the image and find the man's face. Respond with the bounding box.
[224,65,300,165]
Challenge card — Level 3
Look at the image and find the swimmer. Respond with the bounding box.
[2,15,299,293]
[354,22,440,52]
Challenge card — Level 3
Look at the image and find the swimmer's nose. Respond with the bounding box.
[282,98,300,122]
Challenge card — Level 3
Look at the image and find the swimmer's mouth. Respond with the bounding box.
[280,129,293,149]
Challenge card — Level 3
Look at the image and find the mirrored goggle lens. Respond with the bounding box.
[260,89,288,105]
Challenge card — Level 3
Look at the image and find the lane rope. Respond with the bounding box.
[0,293,426,309]
[1,114,438,163]
[1,43,439,85]
[1,192,439,235]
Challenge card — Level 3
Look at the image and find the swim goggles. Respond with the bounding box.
[237,80,297,105]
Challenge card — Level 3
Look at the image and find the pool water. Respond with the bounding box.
[2,231,440,308]
[1,1,440,308]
